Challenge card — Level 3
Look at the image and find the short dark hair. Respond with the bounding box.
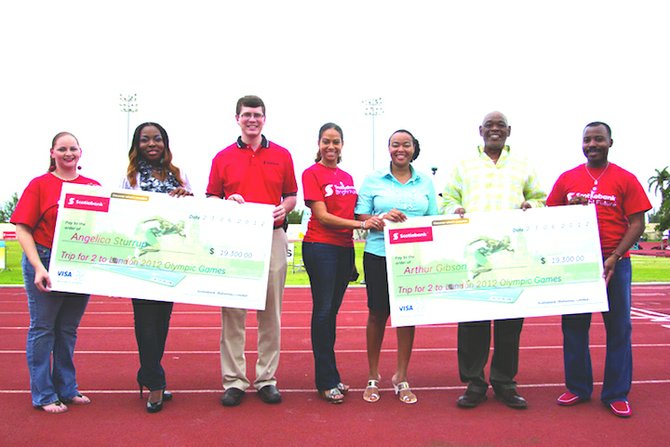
[584,121,612,138]
[389,129,421,161]
[236,95,266,115]
[315,122,343,163]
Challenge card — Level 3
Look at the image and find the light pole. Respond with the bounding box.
[362,97,383,170]
[119,93,138,149]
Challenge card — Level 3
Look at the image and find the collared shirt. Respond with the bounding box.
[11,173,100,248]
[355,164,438,257]
[206,134,298,206]
[442,145,546,213]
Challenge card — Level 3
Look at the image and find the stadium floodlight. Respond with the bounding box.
[119,93,138,149]
[362,97,383,170]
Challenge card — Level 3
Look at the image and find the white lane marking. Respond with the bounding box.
[2,379,670,395]
[2,343,670,355]
[632,306,670,324]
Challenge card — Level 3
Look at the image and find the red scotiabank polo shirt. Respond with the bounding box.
[206,135,298,207]
[11,173,101,248]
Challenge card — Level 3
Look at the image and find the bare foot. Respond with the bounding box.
[66,394,91,405]
[42,401,69,414]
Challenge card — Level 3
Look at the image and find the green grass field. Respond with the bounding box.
[286,241,366,286]
[0,240,24,284]
[628,255,670,282]
[1,240,668,286]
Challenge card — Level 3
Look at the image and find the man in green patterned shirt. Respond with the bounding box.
[443,111,546,410]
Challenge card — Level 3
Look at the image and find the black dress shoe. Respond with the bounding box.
[220,388,245,407]
[258,385,282,404]
[456,389,487,408]
[496,389,528,409]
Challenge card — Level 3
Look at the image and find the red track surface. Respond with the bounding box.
[1,285,669,446]
[630,242,670,257]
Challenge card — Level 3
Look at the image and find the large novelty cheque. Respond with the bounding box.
[50,183,273,309]
[385,205,608,327]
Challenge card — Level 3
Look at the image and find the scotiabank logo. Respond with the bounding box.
[389,227,433,244]
[64,194,110,212]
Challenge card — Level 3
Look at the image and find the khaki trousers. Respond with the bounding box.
[220,228,287,390]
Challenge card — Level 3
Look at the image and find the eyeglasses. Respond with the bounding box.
[239,112,264,120]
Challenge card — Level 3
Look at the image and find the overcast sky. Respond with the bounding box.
[1,0,667,212]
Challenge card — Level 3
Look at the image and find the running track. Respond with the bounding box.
[1,284,669,446]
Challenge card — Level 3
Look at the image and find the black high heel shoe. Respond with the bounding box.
[139,383,172,413]
[146,389,173,413]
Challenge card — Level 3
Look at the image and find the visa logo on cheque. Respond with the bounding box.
[389,227,433,244]
[56,270,83,283]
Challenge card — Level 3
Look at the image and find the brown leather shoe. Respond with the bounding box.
[496,389,528,409]
[456,389,487,408]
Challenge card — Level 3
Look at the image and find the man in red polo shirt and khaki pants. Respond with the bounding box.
[207,95,298,407]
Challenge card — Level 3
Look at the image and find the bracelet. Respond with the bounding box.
[611,251,623,260]
[361,220,366,230]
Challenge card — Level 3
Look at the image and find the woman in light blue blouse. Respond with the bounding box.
[355,129,438,404]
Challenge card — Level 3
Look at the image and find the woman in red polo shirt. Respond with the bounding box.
[301,123,384,403]
[11,132,100,414]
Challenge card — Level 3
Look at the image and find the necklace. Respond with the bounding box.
[584,162,609,191]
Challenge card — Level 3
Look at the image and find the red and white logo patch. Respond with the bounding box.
[388,227,433,244]
[63,194,110,212]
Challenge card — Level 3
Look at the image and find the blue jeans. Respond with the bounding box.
[22,245,90,407]
[302,242,353,391]
[562,258,632,404]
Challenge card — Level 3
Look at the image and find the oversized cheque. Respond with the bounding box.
[385,205,608,327]
[50,183,273,309]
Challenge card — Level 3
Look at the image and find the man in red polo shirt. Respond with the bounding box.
[207,95,298,407]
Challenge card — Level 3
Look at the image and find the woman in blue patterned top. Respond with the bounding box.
[121,122,192,413]
[355,129,438,404]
